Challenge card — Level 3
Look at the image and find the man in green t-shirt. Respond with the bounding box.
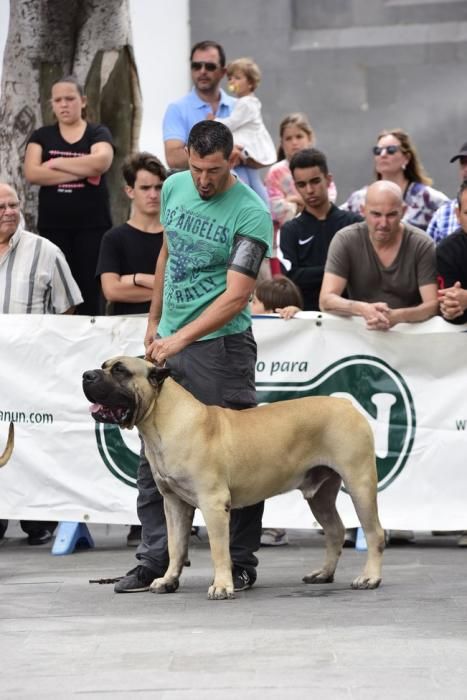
[115,121,272,594]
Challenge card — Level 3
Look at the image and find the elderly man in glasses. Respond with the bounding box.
[0,182,82,546]
[163,40,235,170]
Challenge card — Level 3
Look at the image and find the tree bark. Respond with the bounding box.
[0,0,142,229]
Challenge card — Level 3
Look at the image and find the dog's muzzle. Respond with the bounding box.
[82,370,133,425]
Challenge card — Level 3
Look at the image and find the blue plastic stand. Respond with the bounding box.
[355,527,368,551]
[52,521,95,556]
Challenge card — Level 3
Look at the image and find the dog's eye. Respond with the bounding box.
[111,363,130,377]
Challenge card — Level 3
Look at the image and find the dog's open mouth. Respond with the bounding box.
[89,403,131,425]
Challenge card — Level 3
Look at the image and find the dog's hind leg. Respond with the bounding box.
[150,491,194,594]
[344,469,385,589]
[301,466,345,584]
[198,493,234,600]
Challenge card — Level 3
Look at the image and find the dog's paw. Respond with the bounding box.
[207,584,235,600]
[149,576,180,594]
[351,575,382,590]
[303,570,334,584]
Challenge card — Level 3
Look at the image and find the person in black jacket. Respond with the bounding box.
[280,148,362,310]
[437,179,467,548]
[437,180,467,325]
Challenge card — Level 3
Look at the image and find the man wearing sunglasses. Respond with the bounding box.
[427,142,467,244]
[163,40,235,170]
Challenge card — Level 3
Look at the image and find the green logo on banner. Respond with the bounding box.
[256,355,416,491]
[95,354,415,491]
[95,423,139,488]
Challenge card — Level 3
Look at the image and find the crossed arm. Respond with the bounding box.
[24,141,113,185]
[319,272,439,330]
[100,272,155,304]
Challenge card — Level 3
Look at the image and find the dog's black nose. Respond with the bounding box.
[83,370,100,384]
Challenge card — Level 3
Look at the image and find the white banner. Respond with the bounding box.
[1,313,466,529]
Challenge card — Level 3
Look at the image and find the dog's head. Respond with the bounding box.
[82,356,171,429]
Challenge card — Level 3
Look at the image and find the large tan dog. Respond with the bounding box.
[0,422,14,467]
[83,357,384,599]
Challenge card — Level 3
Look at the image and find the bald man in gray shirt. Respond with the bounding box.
[320,181,438,330]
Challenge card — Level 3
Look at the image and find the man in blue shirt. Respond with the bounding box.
[163,41,235,170]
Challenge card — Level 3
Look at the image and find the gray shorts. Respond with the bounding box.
[166,327,257,409]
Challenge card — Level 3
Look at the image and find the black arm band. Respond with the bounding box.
[227,234,268,279]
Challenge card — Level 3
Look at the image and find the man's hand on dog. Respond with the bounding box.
[145,332,188,364]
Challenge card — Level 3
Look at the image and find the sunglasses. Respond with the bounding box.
[372,145,401,156]
[191,61,220,72]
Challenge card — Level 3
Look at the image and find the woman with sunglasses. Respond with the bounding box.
[342,128,448,231]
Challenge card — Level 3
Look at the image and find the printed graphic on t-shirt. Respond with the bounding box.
[48,149,87,192]
[164,204,229,308]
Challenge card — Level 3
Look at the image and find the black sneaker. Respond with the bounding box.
[232,566,256,592]
[114,565,160,593]
[126,525,142,547]
[28,529,54,546]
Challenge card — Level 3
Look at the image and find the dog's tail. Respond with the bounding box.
[0,422,14,467]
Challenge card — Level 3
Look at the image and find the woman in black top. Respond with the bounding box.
[24,76,114,315]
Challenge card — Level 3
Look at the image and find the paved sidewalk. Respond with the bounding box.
[1,522,466,699]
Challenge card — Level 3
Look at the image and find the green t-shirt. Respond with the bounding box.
[159,171,272,339]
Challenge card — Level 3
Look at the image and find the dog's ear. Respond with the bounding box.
[147,365,171,388]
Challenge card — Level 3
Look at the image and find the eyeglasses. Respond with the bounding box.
[191,61,220,72]
[372,145,401,156]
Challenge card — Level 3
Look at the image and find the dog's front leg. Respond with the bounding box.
[150,490,194,594]
[199,495,234,600]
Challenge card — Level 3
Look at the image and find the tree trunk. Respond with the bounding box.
[0,0,142,229]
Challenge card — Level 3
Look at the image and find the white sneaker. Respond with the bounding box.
[457,532,467,547]
[260,528,288,546]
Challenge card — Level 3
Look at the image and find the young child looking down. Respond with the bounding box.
[251,275,303,320]
[250,275,304,547]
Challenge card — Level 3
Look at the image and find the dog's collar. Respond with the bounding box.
[135,397,156,429]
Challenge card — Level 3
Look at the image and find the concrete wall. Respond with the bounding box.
[190,0,467,201]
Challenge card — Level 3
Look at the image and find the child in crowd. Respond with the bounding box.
[251,274,303,320]
[210,57,276,205]
[251,275,303,546]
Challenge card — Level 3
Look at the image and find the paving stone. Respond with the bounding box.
[1,522,466,698]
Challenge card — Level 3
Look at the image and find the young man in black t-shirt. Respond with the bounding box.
[96,152,166,316]
[96,152,167,546]
[280,148,362,310]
